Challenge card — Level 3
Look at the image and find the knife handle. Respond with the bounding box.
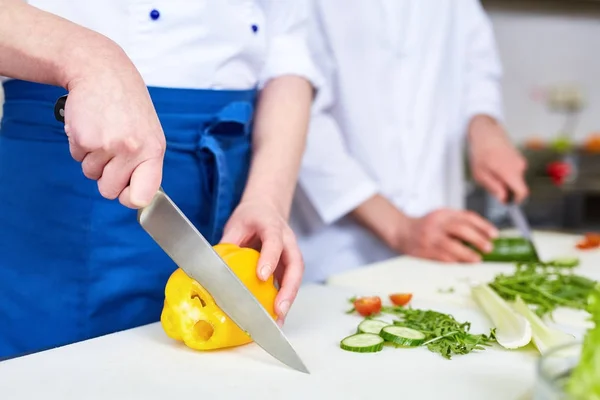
[506,188,519,205]
[54,95,68,124]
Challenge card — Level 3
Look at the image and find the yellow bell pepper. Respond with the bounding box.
[160,243,278,350]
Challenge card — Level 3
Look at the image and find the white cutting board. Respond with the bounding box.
[0,284,548,400]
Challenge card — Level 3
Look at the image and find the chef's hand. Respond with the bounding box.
[351,195,497,263]
[399,209,499,263]
[220,199,304,326]
[63,50,166,209]
[468,115,528,204]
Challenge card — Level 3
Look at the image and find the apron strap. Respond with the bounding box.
[198,101,254,243]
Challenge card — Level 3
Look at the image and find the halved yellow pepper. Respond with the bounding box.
[160,243,278,350]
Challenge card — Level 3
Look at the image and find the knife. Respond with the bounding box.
[53,95,309,374]
[505,190,541,262]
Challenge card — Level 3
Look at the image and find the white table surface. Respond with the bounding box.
[1,230,598,399]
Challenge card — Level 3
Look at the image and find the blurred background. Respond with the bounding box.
[465,0,600,234]
[1,0,597,233]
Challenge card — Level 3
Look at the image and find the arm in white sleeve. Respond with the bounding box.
[463,0,504,124]
[297,3,379,225]
[258,0,321,89]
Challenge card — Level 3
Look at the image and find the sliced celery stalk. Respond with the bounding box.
[472,284,532,349]
[512,295,575,355]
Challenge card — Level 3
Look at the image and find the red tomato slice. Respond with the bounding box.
[576,233,600,250]
[389,293,413,306]
[353,296,382,317]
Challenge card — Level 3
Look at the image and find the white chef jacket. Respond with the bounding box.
[290,0,504,283]
[3,0,319,90]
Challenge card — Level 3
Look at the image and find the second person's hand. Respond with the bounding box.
[62,45,166,209]
[398,208,498,263]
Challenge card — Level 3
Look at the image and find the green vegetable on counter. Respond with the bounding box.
[489,262,596,318]
[566,284,600,400]
[469,237,540,263]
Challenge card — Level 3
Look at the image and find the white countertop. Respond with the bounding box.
[1,230,598,399]
[0,284,540,400]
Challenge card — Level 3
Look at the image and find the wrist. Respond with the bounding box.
[59,36,134,90]
[350,194,411,251]
[240,187,291,220]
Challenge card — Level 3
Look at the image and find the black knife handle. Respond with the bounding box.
[506,189,515,205]
[54,95,68,124]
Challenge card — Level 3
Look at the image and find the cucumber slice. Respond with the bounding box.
[340,333,385,353]
[549,257,580,268]
[357,319,389,334]
[379,326,426,347]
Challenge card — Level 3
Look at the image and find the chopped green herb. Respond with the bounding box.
[489,262,596,318]
[437,287,455,294]
[382,306,496,359]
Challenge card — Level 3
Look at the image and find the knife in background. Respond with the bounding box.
[505,190,541,262]
[53,95,309,374]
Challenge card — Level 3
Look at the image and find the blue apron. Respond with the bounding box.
[0,79,257,359]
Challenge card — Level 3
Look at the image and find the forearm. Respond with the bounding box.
[0,0,131,89]
[350,194,412,250]
[242,75,313,218]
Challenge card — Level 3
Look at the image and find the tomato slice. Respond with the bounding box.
[353,296,382,317]
[576,233,600,250]
[389,293,413,306]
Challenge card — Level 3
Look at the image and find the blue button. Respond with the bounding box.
[150,9,160,20]
[251,24,259,33]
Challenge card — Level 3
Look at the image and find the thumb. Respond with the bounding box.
[125,157,163,208]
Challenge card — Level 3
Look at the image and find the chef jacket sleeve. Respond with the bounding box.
[295,6,379,225]
[463,0,504,125]
[258,0,322,89]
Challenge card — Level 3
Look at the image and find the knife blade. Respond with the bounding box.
[505,191,541,262]
[53,95,309,374]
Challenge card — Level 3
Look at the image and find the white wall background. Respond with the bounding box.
[484,0,600,144]
[1,1,599,146]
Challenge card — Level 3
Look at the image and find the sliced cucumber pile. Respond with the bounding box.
[357,319,389,335]
[379,326,426,347]
[340,333,385,353]
[341,320,427,353]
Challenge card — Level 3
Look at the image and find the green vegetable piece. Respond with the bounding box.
[474,237,540,263]
[566,284,600,399]
[548,257,580,268]
[340,333,385,353]
[379,326,426,347]
[357,319,389,335]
